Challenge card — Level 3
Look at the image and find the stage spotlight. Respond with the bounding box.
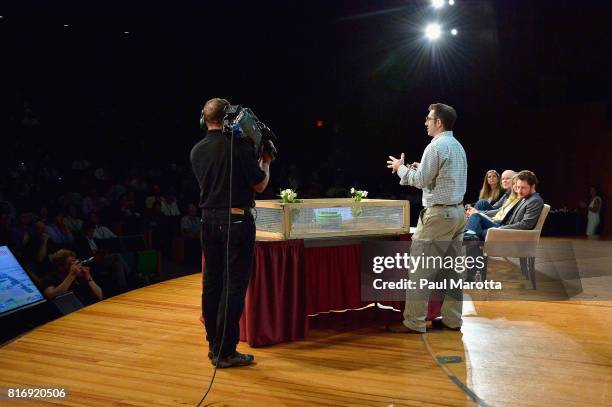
[451,28,458,35]
[124,31,130,34]
[432,0,445,9]
[64,24,69,27]
[449,0,455,5]
[425,23,442,40]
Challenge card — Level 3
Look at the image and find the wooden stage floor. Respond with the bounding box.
[1,238,611,406]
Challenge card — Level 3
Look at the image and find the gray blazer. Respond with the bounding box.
[498,192,544,230]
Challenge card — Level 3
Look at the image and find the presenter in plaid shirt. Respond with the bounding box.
[386,103,468,333]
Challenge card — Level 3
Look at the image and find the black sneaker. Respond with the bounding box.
[212,351,255,368]
[431,318,461,331]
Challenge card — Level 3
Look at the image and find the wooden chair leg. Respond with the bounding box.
[528,257,536,289]
[519,258,528,279]
[481,256,488,281]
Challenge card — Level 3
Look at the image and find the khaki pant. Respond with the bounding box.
[403,206,466,332]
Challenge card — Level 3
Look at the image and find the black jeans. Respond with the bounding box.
[200,212,255,358]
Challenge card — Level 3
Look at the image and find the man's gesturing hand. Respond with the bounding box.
[387,153,405,174]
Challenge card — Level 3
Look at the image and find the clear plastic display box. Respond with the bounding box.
[254,198,410,240]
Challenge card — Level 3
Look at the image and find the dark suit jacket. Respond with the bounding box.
[498,192,544,230]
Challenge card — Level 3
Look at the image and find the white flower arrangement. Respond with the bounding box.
[279,188,301,203]
[350,187,368,202]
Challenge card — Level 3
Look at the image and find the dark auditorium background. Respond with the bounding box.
[1,0,611,234]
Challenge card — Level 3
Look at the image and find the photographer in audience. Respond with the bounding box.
[38,249,103,305]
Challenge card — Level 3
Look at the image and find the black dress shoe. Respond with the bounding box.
[212,351,255,368]
[431,318,461,331]
[463,233,481,241]
[386,322,424,334]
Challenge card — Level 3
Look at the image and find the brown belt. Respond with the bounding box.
[201,208,249,215]
[431,202,463,207]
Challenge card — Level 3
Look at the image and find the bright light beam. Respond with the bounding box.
[449,0,455,6]
[432,0,445,9]
[451,28,458,36]
[425,23,442,40]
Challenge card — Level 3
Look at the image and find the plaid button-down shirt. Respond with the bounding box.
[397,131,467,208]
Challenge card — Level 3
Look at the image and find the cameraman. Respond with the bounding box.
[190,98,271,368]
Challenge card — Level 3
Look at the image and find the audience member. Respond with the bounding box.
[23,221,50,270]
[37,206,50,224]
[145,185,165,209]
[11,210,34,254]
[38,249,103,305]
[0,190,17,224]
[90,212,117,239]
[128,175,148,193]
[116,194,143,235]
[74,222,131,295]
[586,186,602,238]
[106,181,128,204]
[161,194,181,216]
[94,167,107,182]
[45,209,75,250]
[82,188,102,216]
[146,201,172,251]
[181,204,200,239]
[71,158,92,172]
[64,205,84,233]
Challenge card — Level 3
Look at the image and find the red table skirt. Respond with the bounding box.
[230,238,442,347]
[239,240,307,346]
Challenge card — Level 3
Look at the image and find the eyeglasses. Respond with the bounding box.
[425,116,437,122]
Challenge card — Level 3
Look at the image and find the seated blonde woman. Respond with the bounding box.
[473,169,513,211]
[465,175,521,240]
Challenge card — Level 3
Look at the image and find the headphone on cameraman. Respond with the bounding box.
[199,100,235,134]
[200,105,245,143]
[199,110,206,130]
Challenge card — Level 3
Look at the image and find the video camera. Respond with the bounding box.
[222,105,278,161]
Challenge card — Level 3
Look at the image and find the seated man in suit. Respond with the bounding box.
[465,170,544,240]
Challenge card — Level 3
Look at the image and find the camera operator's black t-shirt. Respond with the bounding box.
[190,130,266,209]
